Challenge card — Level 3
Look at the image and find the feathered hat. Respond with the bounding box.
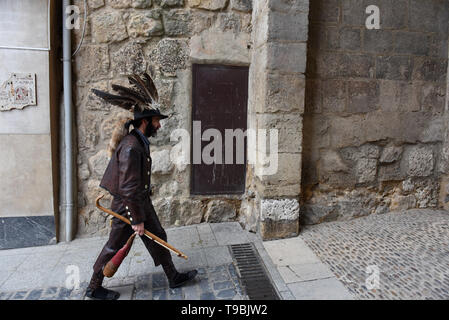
[92,72,168,157]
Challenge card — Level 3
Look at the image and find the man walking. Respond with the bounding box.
[85,73,197,300]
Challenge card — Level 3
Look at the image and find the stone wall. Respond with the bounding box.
[73,0,254,237]
[241,0,308,239]
[302,0,449,224]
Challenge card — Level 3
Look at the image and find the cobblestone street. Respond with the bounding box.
[301,209,449,300]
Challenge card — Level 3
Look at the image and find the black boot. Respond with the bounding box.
[162,261,198,289]
[85,270,120,300]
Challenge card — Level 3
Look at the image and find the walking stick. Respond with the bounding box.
[95,195,188,260]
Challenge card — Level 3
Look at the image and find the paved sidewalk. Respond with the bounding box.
[263,237,353,299]
[0,222,294,300]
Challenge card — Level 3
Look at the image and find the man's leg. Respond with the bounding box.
[86,214,134,299]
[140,203,197,288]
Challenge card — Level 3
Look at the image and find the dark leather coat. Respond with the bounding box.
[100,129,152,225]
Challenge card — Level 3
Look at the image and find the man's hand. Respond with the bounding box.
[132,222,145,236]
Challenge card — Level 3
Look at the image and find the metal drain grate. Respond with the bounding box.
[229,243,280,300]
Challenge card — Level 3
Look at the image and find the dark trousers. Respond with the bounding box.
[92,196,172,276]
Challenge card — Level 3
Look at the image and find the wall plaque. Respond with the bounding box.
[0,73,37,111]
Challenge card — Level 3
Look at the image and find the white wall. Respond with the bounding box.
[0,0,54,217]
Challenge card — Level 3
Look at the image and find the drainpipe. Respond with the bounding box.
[62,0,74,242]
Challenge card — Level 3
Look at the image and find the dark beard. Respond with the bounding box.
[145,122,157,137]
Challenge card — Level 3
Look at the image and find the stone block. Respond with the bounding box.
[379,80,420,112]
[107,0,132,8]
[127,11,163,38]
[154,0,183,7]
[254,180,301,198]
[418,82,446,115]
[256,153,302,185]
[256,113,302,153]
[429,36,449,59]
[231,0,252,12]
[328,115,364,148]
[267,10,308,42]
[188,0,228,10]
[412,57,448,83]
[419,118,444,143]
[394,31,431,56]
[217,12,242,34]
[398,112,434,144]
[264,72,305,113]
[74,45,109,83]
[151,149,174,174]
[318,150,350,174]
[390,194,416,211]
[111,41,147,75]
[260,198,300,221]
[321,79,346,113]
[406,145,434,177]
[156,38,189,76]
[327,27,361,51]
[376,56,412,81]
[131,0,152,8]
[260,219,299,240]
[204,200,237,223]
[380,146,403,163]
[266,42,307,74]
[88,149,110,177]
[355,158,377,183]
[91,11,128,43]
[301,204,339,225]
[190,29,250,66]
[88,0,105,9]
[309,0,339,23]
[163,9,192,36]
[315,53,375,79]
[347,80,379,113]
[363,29,394,53]
[409,0,449,35]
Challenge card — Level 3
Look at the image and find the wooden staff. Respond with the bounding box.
[95,195,188,260]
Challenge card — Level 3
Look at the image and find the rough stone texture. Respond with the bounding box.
[407,146,434,177]
[380,146,403,164]
[88,0,105,9]
[155,38,189,76]
[260,219,299,240]
[260,199,300,221]
[88,149,110,177]
[231,0,252,13]
[107,0,132,8]
[163,10,192,36]
[91,11,128,43]
[111,42,147,75]
[302,0,449,225]
[151,149,174,174]
[155,0,183,8]
[188,0,228,11]
[74,45,110,84]
[127,11,164,38]
[132,0,152,8]
[204,200,237,223]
